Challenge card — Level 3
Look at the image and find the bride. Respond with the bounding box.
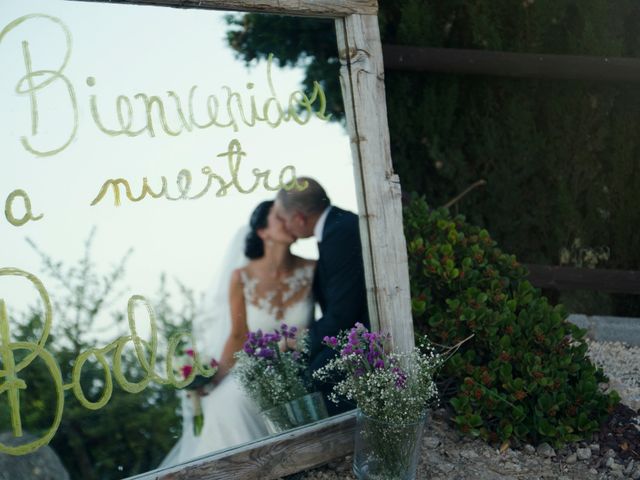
[160,200,315,466]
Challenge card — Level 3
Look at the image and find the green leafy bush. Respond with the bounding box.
[404,195,619,445]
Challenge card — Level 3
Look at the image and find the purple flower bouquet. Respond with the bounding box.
[234,324,325,432]
[314,323,441,479]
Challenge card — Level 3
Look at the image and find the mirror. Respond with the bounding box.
[0,0,372,478]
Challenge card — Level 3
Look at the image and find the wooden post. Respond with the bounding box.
[336,15,415,353]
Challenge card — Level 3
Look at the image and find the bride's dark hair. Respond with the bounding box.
[244,200,274,259]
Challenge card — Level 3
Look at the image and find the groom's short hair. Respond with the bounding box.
[277,177,330,215]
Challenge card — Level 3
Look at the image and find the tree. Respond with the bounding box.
[225,1,640,315]
[0,230,197,479]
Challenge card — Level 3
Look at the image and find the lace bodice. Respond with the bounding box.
[240,263,315,332]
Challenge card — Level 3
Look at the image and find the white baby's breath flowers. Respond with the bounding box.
[234,324,310,412]
[314,324,441,424]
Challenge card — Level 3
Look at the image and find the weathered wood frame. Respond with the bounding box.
[67,0,413,478]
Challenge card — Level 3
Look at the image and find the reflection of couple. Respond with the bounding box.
[161,178,368,466]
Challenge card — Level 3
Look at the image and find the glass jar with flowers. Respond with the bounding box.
[234,324,328,433]
[314,323,441,480]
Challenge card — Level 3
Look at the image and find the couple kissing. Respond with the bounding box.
[161,177,369,466]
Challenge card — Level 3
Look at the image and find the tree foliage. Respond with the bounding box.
[226,14,343,118]
[405,195,619,445]
[0,231,195,479]
[225,1,640,315]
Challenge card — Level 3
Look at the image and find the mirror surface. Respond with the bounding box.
[0,1,363,477]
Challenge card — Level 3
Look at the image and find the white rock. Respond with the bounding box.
[436,462,455,473]
[424,436,441,449]
[502,462,521,471]
[577,447,592,460]
[536,442,556,458]
[460,449,479,459]
[611,461,623,471]
[565,453,578,465]
[625,460,635,475]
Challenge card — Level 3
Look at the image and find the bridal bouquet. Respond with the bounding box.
[177,348,219,436]
[314,323,441,479]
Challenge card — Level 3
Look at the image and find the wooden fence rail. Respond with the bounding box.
[381,45,640,297]
[525,264,640,295]
[382,44,640,82]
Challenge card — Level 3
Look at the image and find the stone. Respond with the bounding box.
[632,468,640,480]
[536,443,556,458]
[558,446,571,457]
[625,460,636,475]
[565,453,578,465]
[605,457,615,469]
[502,461,521,472]
[460,449,479,460]
[436,462,455,474]
[524,444,536,455]
[590,444,601,455]
[577,447,592,461]
[424,436,441,449]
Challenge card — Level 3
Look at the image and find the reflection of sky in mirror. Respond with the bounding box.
[0,0,357,339]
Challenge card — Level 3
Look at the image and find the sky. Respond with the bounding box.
[0,0,358,340]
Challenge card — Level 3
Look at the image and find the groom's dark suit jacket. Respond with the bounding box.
[309,206,369,413]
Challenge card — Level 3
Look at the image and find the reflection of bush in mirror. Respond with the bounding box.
[0,232,202,478]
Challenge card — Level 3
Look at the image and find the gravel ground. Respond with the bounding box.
[588,340,640,410]
[289,340,640,480]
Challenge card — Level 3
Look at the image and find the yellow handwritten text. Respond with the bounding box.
[0,268,215,455]
[89,53,331,139]
[0,14,79,157]
[2,13,331,157]
[4,189,44,226]
[89,138,308,207]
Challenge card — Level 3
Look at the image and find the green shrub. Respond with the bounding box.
[404,195,619,445]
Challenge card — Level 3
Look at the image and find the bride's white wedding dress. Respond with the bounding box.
[160,261,315,468]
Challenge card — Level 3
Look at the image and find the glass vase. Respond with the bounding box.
[286,391,328,425]
[262,392,328,434]
[352,410,427,480]
[261,402,296,434]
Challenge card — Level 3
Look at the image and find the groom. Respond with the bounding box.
[274,178,369,415]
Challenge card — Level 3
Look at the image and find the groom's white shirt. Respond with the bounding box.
[313,206,332,242]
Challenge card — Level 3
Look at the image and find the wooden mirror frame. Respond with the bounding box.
[65,1,414,478]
